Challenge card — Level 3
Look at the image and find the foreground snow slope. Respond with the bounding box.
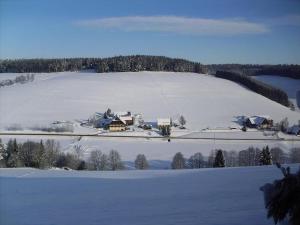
[0,72,299,131]
[1,165,298,225]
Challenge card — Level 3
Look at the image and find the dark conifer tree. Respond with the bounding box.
[213,150,225,168]
[260,146,272,165]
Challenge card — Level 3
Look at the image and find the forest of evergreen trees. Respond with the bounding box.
[0,55,205,74]
[1,55,299,79]
[215,71,291,107]
[207,64,300,79]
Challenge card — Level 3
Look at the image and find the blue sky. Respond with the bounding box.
[1,0,300,64]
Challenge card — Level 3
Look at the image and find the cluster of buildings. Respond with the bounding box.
[92,110,172,135]
[243,115,300,136]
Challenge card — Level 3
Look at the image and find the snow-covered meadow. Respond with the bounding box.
[0,71,299,131]
[1,71,299,163]
[1,165,298,225]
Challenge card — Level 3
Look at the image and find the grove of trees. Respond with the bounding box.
[1,138,299,170]
[215,71,290,107]
[0,55,205,74]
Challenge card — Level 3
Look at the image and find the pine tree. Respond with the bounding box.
[5,139,19,167]
[260,146,272,165]
[171,152,185,169]
[213,150,225,167]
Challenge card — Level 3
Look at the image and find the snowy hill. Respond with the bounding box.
[1,165,298,225]
[254,75,300,111]
[0,71,299,131]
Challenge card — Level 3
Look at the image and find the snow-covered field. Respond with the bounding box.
[254,75,300,111]
[1,71,299,163]
[0,71,299,132]
[1,165,298,225]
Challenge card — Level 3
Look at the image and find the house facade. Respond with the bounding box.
[108,117,126,132]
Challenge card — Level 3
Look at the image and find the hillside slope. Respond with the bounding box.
[0,71,299,131]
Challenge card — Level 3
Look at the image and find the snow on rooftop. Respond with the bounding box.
[115,111,131,117]
[248,115,271,126]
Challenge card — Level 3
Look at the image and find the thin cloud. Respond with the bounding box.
[75,16,269,36]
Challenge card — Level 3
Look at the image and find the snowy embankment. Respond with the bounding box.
[1,165,298,225]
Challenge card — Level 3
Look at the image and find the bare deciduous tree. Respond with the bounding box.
[171,152,185,169]
[74,144,84,160]
[89,149,104,170]
[108,150,124,170]
[188,152,204,168]
[134,154,149,170]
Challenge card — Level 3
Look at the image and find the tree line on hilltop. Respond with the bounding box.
[1,55,299,80]
[0,55,205,74]
[207,64,300,79]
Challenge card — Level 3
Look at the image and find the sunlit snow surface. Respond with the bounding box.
[1,165,298,225]
[1,71,299,130]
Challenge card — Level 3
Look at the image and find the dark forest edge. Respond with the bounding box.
[215,71,292,108]
[0,55,299,79]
